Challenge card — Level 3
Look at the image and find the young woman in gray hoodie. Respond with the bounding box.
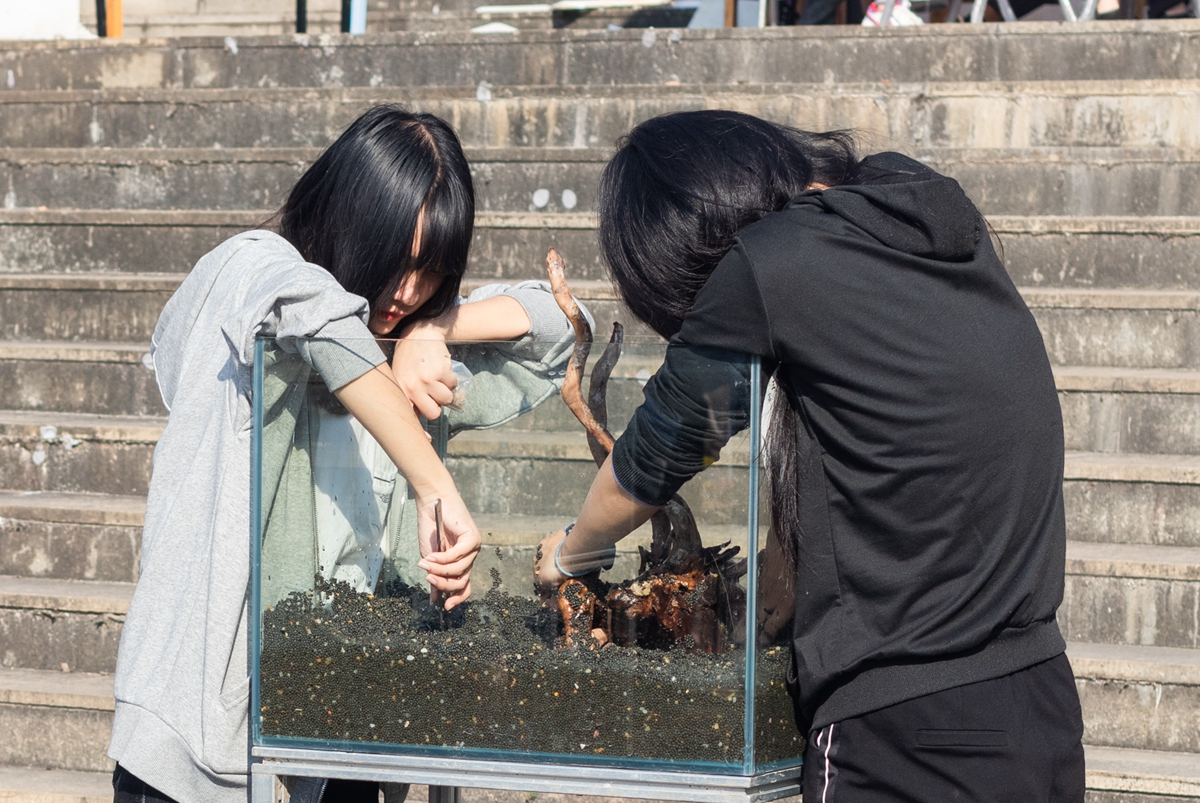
[107,106,578,803]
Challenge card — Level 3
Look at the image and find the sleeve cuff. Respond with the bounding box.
[304,317,387,391]
[611,435,677,508]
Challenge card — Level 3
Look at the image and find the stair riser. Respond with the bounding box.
[0,220,247,276]
[0,288,174,343]
[0,611,123,675]
[1076,678,1200,753]
[7,91,1200,151]
[1033,309,1200,369]
[0,441,154,497]
[0,221,608,279]
[15,354,1200,458]
[1060,576,1200,650]
[4,220,1199,294]
[446,455,752,523]
[946,160,1200,218]
[1061,392,1200,455]
[0,703,113,773]
[0,518,141,583]
[0,360,166,417]
[1065,480,1200,548]
[3,158,1199,217]
[1003,232,1200,291]
[0,287,630,336]
[5,26,1200,93]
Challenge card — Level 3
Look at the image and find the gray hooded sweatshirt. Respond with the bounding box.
[108,230,578,803]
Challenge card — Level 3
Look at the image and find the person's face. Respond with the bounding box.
[368,211,445,336]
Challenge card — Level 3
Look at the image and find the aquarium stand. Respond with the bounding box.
[251,747,802,803]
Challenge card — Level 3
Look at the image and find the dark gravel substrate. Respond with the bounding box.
[260,575,802,769]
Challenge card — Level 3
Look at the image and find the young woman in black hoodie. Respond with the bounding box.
[525,110,1085,801]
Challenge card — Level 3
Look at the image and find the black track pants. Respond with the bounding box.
[802,653,1085,803]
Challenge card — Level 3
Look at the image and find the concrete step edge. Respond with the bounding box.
[0,342,150,365]
[21,272,1200,309]
[10,340,1200,398]
[1022,287,1200,310]
[1067,641,1200,686]
[0,668,113,711]
[2,210,1199,236]
[0,490,145,526]
[0,410,165,444]
[0,273,184,292]
[1086,745,1200,797]
[1054,367,1200,395]
[0,750,1194,803]
[0,575,133,615]
[0,765,112,803]
[1065,451,1200,485]
[0,209,599,230]
[9,79,1200,105]
[3,145,1200,166]
[1066,540,1200,581]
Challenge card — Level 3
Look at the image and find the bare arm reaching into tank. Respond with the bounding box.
[334,362,481,608]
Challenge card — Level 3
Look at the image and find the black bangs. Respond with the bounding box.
[598,110,859,340]
[276,105,475,329]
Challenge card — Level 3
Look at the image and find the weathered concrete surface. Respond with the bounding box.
[1032,308,1200,370]
[0,669,114,773]
[0,278,176,342]
[2,147,1198,217]
[5,80,1200,150]
[5,211,1200,292]
[0,609,124,675]
[0,348,165,417]
[0,491,143,582]
[1065,480,1200,548]
[0,413,162,497]
[1059,385,1200,455]
[0,577,130,673]
[0,703,113,773]
[5,23,1200,92]
[0,518,141,582]
[1061,542,1200,649]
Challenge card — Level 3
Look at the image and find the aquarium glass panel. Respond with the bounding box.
[252,335,800,776]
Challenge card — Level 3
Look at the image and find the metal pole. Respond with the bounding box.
[95,0,107,36]
[341,0,351,32]
[107,0,123,36]
[349,0,368,32]
[250,772,275,803]
[428,787,461,803]
[296,0,307,33]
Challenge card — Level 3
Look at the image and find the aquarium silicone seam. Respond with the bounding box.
[743,356,762,775]
[250,335,265,746]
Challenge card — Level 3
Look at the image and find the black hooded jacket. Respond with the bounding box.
[611,152,1067,732]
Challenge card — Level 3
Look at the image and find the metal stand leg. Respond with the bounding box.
[428,786,461,803]
[250,771,276,803]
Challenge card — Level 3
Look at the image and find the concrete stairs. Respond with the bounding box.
[1,19,1200,802]
[78,0,681,39]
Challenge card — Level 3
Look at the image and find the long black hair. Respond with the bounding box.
[598,109,859,341]
[274,105,474,327]
[598,110,861,570]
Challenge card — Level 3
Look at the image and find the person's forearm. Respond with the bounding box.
[557,454,659,572]
[333,364,456,498]
[429,295,532,342]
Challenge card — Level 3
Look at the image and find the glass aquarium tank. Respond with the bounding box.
[249,328,803,802]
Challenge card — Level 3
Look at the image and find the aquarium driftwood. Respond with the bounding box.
[542,247,747,654]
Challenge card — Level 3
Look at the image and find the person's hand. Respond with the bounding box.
[758,527,795,642]
[393,321,456,420]
[533,528,570,591]
[415,491,481,610]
